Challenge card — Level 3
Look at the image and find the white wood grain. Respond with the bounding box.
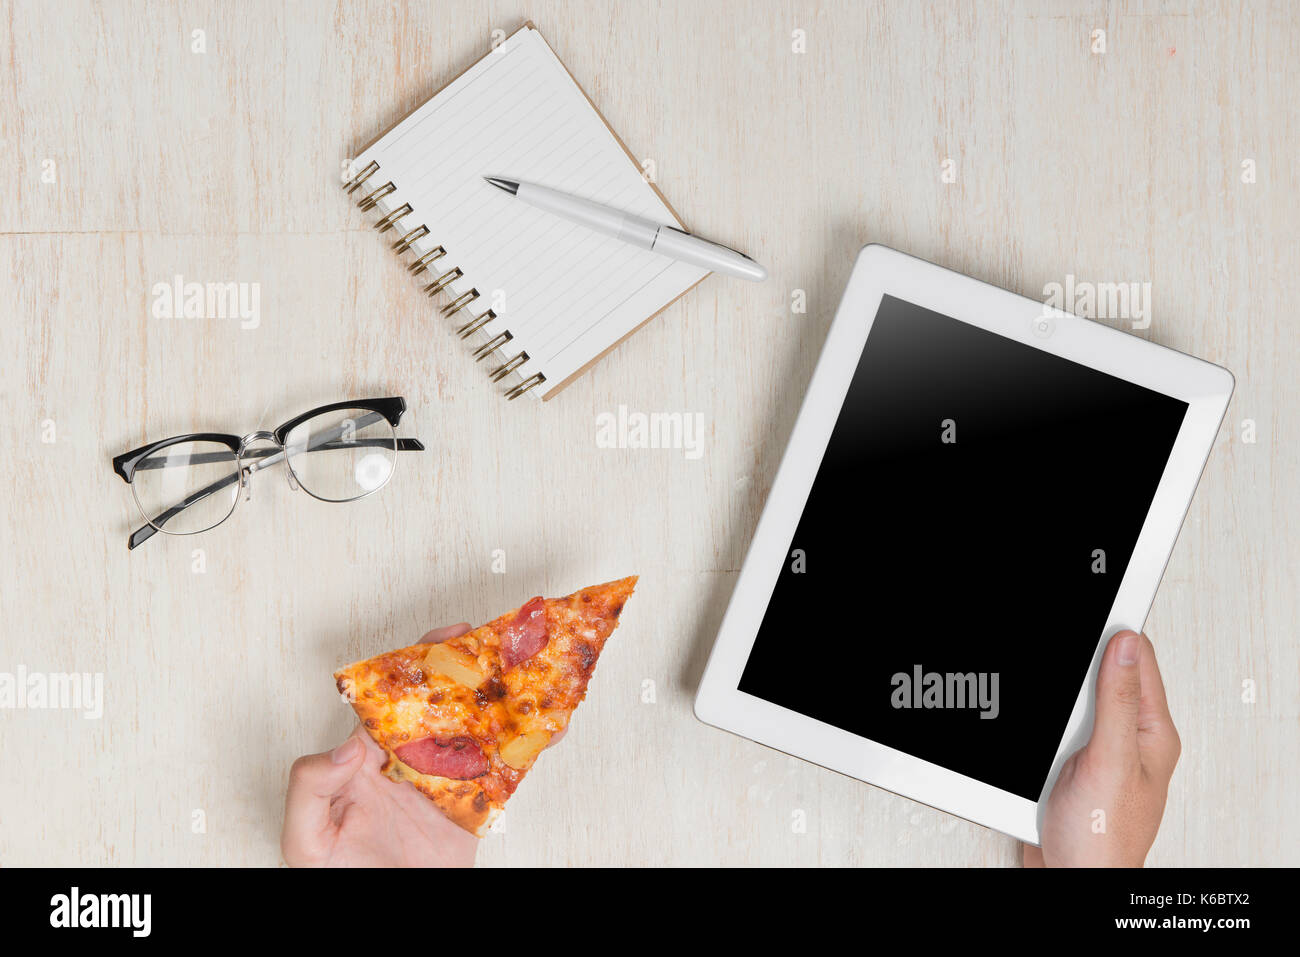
[0,0,1295,866]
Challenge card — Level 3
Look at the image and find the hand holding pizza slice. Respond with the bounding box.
[281,623,481,867]
[332,577,637,837]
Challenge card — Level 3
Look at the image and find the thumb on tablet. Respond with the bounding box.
[1087,630,1143,771]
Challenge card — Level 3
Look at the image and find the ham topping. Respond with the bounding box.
[394,736,488,779]
[500,596,548,668]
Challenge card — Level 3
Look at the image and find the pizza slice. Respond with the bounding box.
[334,576,636,836]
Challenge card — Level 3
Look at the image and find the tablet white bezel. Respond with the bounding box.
[693,244,1234,845]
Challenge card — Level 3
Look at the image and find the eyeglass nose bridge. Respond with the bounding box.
[238,430,278,451]
[236,432,293,501]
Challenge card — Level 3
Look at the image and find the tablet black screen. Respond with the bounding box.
[737,294,1188,801]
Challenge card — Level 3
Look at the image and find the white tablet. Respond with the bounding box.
[694,244,1233,845]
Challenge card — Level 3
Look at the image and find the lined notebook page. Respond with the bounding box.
[352,25,709,398]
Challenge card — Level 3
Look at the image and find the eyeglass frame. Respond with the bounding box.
[112,396,424,551]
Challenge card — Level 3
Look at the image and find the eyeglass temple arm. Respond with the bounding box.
[126,438,425,549]
[128,439,423,469]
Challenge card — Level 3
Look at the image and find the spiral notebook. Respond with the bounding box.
[343,23,710,400]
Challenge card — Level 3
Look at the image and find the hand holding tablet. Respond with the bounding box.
[1027,629,1181,867]
[695,244,1231,845]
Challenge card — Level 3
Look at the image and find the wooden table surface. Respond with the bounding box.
[1,0,1295,867]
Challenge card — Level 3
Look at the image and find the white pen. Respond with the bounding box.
[483,177,767,282]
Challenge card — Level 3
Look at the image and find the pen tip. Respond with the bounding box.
[483,176,519,195]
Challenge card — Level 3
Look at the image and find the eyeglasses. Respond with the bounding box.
[112,397,424,550]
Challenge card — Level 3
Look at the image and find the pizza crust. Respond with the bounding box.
[381,757,499,837]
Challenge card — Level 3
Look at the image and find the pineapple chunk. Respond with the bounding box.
[423,643,485,689]
[499,730,551,769]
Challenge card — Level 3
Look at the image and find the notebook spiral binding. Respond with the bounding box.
[343,160,545,400]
